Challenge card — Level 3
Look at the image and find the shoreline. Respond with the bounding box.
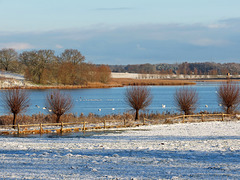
[1,77,240,90]
[8,78,197,90]
[22,78,240,89]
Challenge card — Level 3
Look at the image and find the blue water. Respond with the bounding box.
[0,82,238,116]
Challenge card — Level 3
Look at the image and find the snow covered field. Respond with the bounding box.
[0,121,240,179]
[0,71,24,80]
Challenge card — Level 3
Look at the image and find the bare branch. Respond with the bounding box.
[125,86,152,120]
[60,49,85,65]
[174,87,198,115]
[217,80,240,114]
[45,90,73,123]
[0,48,18,71]
[1,88,30,128]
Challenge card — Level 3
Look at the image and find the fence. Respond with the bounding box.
[164,113,236,124]
[0,118,137,135]
[0,113,238,135]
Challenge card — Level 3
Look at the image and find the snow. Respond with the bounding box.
[0,71,24,80]
[0,121,240,179]
[111,72,240,79]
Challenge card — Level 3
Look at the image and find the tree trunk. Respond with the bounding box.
[56,115,61,123]
[135,109,139,121]
[13,113,17,129]
[227,106,231,114]
[38,74,41,84]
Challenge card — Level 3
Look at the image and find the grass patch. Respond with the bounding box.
[110,78,196,86]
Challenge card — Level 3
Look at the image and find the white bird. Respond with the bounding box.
[162,104,166,108]
[218,104,222,106]
[43,107,46,110]
[112,108,115,111]
[35,105,40,108]
[98,109,101,112]
[205,105,208,108]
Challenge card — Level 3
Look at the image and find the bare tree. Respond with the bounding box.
[125,86,152,120]
[174,87,198,115]
[217,80,240,114]
[1,88,30,128]
[19,49,56,84]
[46,90,73,123]
[97,65,111,83]
[0,48,18,71]
[59,49,85,65]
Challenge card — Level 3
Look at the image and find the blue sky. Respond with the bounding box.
[1,0,240,64]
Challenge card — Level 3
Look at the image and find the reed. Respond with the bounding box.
[0,112,174,126]
[1,78,196,90]
[1,112,238,136]
[110,78,196,86]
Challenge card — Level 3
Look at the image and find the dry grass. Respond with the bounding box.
[1,109,238,128]
[2,78,196,90]
[13,82,123,90]
[1,112,239,135]
[195,79,240,83]
[110,78,196,86]
[0,112,175,126]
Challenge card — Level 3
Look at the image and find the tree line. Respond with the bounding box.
[125,80,240,120]
[2,80,239,128]
[110,62,240,75]
[0,48,111,85]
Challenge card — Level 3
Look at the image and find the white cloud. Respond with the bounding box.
[0,42,33,50]
[190,38,230,47]
[136,44,146,50]
[56,44,63,49]
[207,24,227,29]
[1,18,240,64]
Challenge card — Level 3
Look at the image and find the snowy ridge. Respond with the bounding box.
[0,71,26,88]
[111,72,240,79]
[0,71,24,80]
[0,121,240,179]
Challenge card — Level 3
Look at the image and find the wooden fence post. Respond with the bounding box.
[60,122,63,133]
[104,119,106,129]
[182,115,185,123]
[143,118,145,125]
[124,119,126,127]
[40,123,43,134]
[221,113,224,121]
[17,124,20,135]
[83,120,86,131]
[201,114,204,122]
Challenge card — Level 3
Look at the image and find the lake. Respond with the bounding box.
[0,82,238,116]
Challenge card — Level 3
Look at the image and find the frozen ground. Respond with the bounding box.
[0,121,240,179]
[0,71,24,80]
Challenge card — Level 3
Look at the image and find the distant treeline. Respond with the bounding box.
[0,48,111,85]
[110,62,240,75]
